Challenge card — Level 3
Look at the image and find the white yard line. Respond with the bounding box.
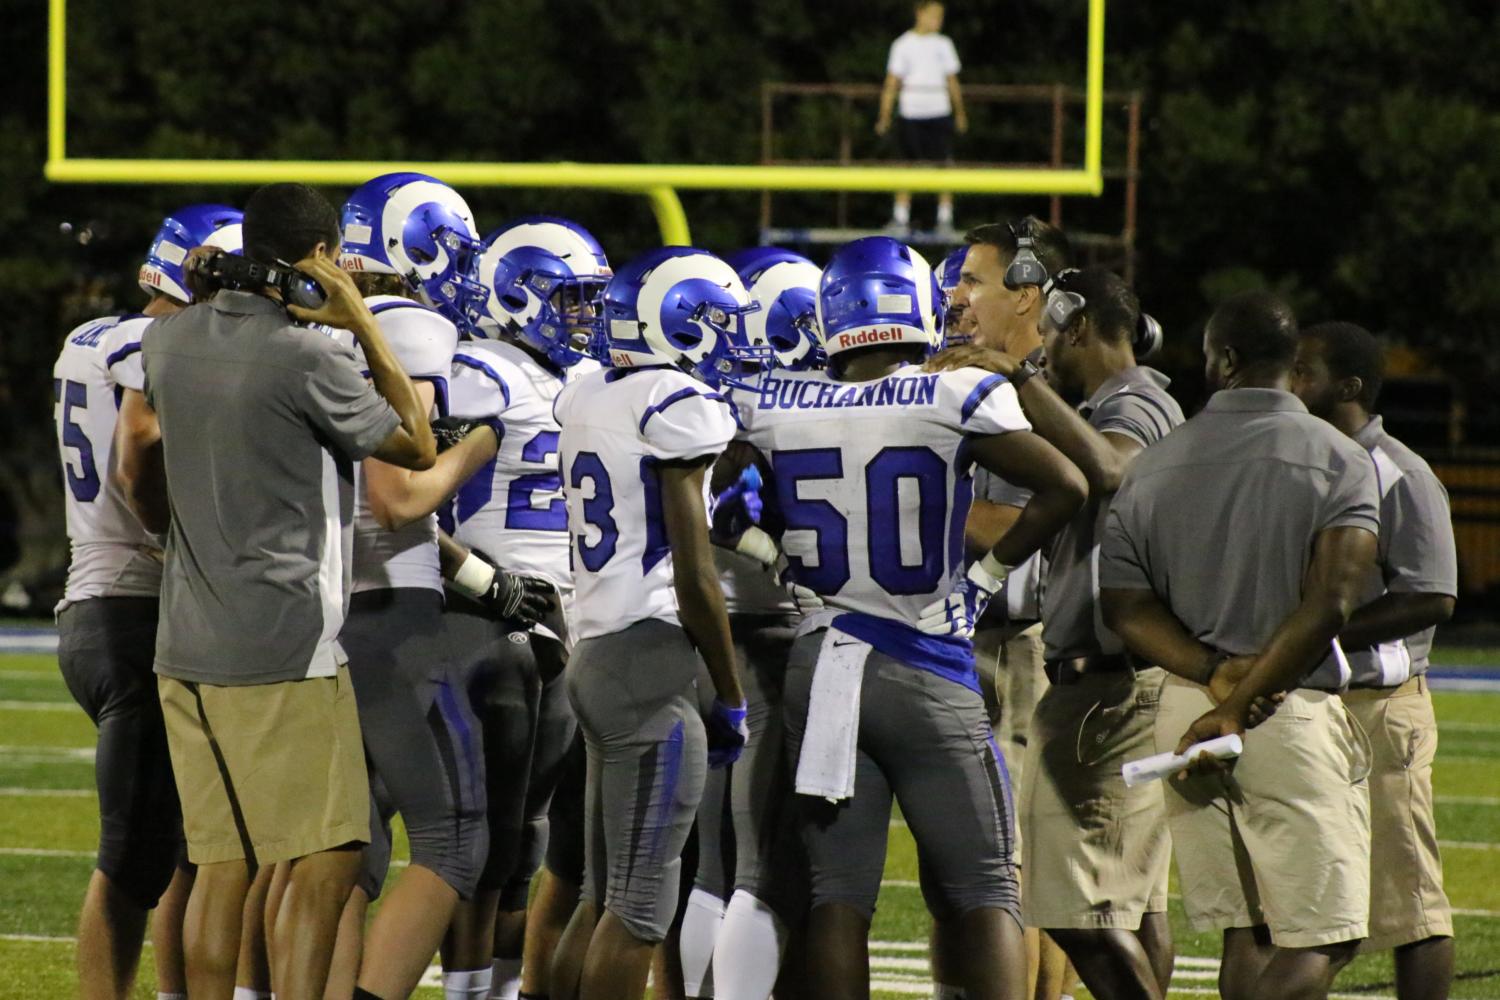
[0,847,93,859]
[1440,839,1500,852]
[1436,794,1500,806]
[0,787,91,797]
[0,701,76,712]
[0,746,93,761]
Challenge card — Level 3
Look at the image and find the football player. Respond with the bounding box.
[674,247,824,1000]
[548,247,755,1000]
[326,174,539,1000]
[720,236,1087,1000]
[56,204,240,1000]
[435,215,611,1000]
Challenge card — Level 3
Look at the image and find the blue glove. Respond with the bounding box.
[711,465,765,540]
[705,698,750,769]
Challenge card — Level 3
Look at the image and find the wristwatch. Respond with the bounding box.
[1010,357,1042,390]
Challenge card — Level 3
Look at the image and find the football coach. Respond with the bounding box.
[114,182,437,1000]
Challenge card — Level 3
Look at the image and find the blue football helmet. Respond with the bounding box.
[594,247,762,387]
[728,247,825,371]
[474,216,612,368]
[938,246,972,346]
[339,173,485,331]
[816,237,943,360]
[138,204,243,303]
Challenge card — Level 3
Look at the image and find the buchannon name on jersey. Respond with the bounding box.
[756,371,939,411]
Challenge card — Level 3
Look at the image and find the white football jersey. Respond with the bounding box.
[446,339,597,592]
[555,367,738,640]
[52,314,163,605]
[734,364,1030,629]
[331,296,458,593]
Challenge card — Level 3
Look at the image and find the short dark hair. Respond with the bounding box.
[1303,321,1384,410]
[964,217,1073,279]
[1054,268,1138,345]
[1208,290,1298,371]
[242,183,340,266]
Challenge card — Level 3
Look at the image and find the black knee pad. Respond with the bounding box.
[97,829,180,909]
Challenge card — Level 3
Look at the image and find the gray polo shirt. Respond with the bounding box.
[1098,388,1379,687]
[1042,366,1184,661]
[143,291,401,685]
[1347,415,1457,679]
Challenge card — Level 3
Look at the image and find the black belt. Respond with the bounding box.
[1043,652,1132,686]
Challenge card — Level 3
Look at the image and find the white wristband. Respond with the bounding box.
[451,552,497,599]
[972,551,1013,590]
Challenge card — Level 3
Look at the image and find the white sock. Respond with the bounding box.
[232,990,271,1000]
[711,889,788,1000]
[934,985,967,1000]
[444,967,494,1000]
[937,201,954,225]
[489,957,522,1000]
[892,201,911,224]
[680,887,727,997]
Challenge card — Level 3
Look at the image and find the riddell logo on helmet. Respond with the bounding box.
[610,350,636,367]
[140,269,162,287]
[341,257,366,272]
[833,326,911,350]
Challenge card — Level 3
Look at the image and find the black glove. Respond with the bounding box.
[431,415,502,454]
[480,570,557,628]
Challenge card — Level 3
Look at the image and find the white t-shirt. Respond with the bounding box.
[887,30,961,120]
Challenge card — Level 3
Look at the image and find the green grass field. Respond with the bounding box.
[2,648,1498,999]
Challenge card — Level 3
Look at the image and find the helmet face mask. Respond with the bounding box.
[340,173,483,333]
[474,216,611,369]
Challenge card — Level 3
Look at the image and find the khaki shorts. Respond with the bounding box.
[974,622,1046,866]
[1021,667,1170,929]
[1343,675,1452,951]
[159,668,370,866]
[1156,676,1370,948]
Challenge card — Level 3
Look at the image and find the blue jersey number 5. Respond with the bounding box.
[54,379,101,503]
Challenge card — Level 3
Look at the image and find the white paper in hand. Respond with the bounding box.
[1122,734,1244,787]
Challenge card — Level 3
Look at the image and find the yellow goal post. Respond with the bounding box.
[45,0,1106,245]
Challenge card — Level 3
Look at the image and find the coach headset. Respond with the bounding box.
[1003,218,1162,358]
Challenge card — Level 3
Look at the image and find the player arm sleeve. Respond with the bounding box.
[945,369,1032,436]
[1383,469,1459,596]
[639,387,739,462]
[300,338,403,462]
[104,324,149,392]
